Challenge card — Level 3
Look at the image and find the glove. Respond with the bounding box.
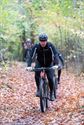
[26,67,33,71]
[53,65,58,69]
[58,63,62,70]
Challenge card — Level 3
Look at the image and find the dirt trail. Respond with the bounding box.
[0,62,83,125]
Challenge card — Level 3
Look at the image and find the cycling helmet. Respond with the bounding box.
[39,33,48,41]
[26,38,31,43]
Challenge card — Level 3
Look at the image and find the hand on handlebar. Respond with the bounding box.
[52,65,58,69]
[26,67,33,71]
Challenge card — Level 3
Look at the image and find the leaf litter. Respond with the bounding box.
[0,62,83,125]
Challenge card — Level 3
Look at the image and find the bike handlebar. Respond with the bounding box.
[26,65,58,72]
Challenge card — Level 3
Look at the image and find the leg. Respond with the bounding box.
[58,69,61,84]
[34,62,41,96]
[46,69,55,101]
[35,71,40,90]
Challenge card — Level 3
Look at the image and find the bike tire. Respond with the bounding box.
[39,78,48,112]
[45,81,49,109]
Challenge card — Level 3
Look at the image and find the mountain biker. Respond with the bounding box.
[23,39,33,62]
[27,33,60,101]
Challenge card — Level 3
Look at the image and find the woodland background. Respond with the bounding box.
[0,1,84,125]
[0,0,84,74]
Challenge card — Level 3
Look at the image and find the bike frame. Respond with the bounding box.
[27,65,58,112]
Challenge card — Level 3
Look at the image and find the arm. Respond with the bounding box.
[50,43,64,66]
[54,48,64,66]
[58,52,64,66]
[49,43,60,65]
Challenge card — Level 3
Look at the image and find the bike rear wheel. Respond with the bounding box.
[39,78,48,112]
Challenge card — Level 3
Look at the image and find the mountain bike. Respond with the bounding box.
[26,65,58,112]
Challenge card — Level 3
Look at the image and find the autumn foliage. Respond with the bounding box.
[0,62,83,125]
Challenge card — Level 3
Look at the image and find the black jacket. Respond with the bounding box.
[27,42,60,67]
[53,49,64,67]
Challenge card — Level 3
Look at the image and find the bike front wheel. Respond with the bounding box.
[39,78,48,112]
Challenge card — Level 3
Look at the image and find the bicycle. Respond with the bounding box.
[26,65,58,112]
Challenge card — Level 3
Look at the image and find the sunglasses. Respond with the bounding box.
[40,40,47,42]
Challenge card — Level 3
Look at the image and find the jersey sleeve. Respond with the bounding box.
[50,43,64,66]
[50,43,60,65]
[27,44,37,66]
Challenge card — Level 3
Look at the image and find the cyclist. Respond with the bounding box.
[23,39,34,62]
[27,33,60,101]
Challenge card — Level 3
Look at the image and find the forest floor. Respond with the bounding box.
[0,62,84,125]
